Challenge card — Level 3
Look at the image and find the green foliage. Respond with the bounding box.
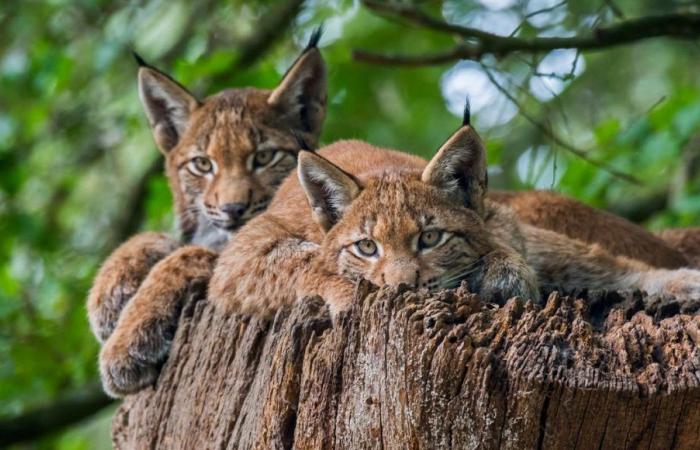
[1,0,699,447]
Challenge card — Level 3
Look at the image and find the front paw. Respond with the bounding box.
[87,232,178,343]
[304,276,356,319]
[643,269,700,300]
[99,321,173,398]
[479,256,540,305]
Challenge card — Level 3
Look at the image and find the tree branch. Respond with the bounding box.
[354,47,470,66]
[353,1,700,65]
[0,382,113,447]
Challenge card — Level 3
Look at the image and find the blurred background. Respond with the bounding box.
[2,0,700,447]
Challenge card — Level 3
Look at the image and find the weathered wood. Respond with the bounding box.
[112,285,700,449]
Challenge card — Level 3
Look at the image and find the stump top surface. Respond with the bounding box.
[113,286,700,449]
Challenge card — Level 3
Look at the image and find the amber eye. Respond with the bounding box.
[189,156,213,175]
[355,239,378,257]
[253,150,276,168]
[418,230,443,250]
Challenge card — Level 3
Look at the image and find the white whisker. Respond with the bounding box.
[435,257,484,290]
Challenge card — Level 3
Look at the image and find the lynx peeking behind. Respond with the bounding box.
[210,103,700,318]
[89,31,326,397]
[135,32,327,250]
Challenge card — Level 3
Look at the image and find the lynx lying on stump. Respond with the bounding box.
[209,105,700,318]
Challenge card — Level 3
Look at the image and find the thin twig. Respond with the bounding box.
[480,65,641,184]
[509,0,569,38]
[602,0,625,19]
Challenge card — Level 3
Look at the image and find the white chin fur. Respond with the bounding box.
[191,218,232,252]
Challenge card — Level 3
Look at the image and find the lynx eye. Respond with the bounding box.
[354,239,378,257]
[188,156,213,175]
[418,230,444,250]
[253,150,276,168]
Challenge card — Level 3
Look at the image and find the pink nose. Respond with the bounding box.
[382,268,417,287]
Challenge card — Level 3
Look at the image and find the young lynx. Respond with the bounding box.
[491,190,692,269]
[209,104,700,317]
[89,31,326,396]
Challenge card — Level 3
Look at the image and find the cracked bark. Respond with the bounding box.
[112,284,700,449]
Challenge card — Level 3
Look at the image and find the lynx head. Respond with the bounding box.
[298,105,496,291]
[137,30,326,249]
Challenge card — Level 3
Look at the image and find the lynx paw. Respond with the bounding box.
[301,276,356,320]
[87,232,178,343]
[99,320,174,398]
[643,268,700,300]
[324,289,354,319]
[479,254,540,304]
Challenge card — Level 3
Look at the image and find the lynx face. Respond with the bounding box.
[137,37,325,250]
[325,174,494,290]
[298,119,495,292]
[163,90,312,249]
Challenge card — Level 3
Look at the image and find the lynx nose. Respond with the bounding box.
[383,262,419,288]
[220,202,247,221]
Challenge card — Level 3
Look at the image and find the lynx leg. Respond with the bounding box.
[522,224,700,300]
[99,245,217,397]
[87,232,179,343]
[209,215,355,319]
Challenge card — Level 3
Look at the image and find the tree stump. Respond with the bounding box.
[111,284,700,449]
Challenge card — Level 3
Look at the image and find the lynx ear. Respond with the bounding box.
[268,28,327,137]
[421,105,487,215]
[298,150,361,232]
[135,53,200,153]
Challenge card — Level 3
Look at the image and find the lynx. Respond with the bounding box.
[94,64,699,396]
[89,31,326,397]
[209,105,700,319]
[492,190,692,269]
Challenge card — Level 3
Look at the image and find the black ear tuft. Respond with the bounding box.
[132,51,149,68]
[462,96,471,126]
[291,129,316,151]
[306,25,324,51]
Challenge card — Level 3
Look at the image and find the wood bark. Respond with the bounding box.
[112,284,700,449]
